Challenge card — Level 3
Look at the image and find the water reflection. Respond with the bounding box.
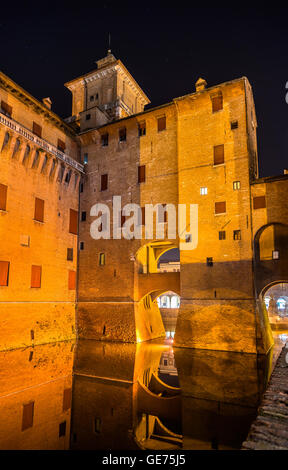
[0,337,277,450]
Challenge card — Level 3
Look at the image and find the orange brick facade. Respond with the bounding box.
[1,52,288,353]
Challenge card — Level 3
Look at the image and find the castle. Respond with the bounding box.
[1,51,288,354]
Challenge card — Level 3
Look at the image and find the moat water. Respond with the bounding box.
[0,332,286,450]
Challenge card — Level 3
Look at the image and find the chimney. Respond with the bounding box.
[195,77,207,92]
[42,97,52,110]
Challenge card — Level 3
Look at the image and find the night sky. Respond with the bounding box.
[1,3,287,177]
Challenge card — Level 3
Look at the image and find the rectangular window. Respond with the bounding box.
[233,181,241,190]
[59,421,66,437]
[1,100,12,117]
[215,201,226,214]
[67,248,73,261]
[81,211,86,222]
[138,165,146,184]
[138,121,146,136]
[99,253,105,266]
[233,230,241,240]
[253,196,266,210]
[33,122,42,138]
[68,270,76,290]
[231,121,238,130]
[119,127,126,142]
[200,187,207,195]
[101,133,109,147]
[0,184,7,211]
[34,197,44,222]
[0,261,9,286]
[90,95,94,102]
[213,144,224,165]
[69,209,78,234]
[22,402,34,431]
[80,241,84,250]
[83,153,88,165]
[63,388,72,411]
[211,94,223,113]
[219,231,226,240]
[80,182,84,193]
[31,265,41,288]
[101,174,108,191]
[57,139,65,152]
[272,250,280,260]
[157,116,166,132]
[86,114,91,121]
[207,257,213,267]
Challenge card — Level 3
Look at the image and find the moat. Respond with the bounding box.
[0,332,286,450]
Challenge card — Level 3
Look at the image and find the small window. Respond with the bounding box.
[68,270,76,290]
[231,121,238,130]
[57,139,66,152]
[213,144,224,165]
[185,234,192,243]
[69,209,78,234]
[95,93,99,99]
[233,230,241,240]
[211,94,223,113]
[81,211,86,222]
[80,183,84,193]
[157,116,166,132]
[67,248,73,261]
[0,261,9,286]
[12,138,21,158]
[33,122,42,138]
[219,231,226,240]
[83,153,88,165]
[86,114,91,121]
[272,250,279,260]
[1,100,12,118]
[119,127,126,142]
[207,257,213,267]
[90,95,94,102]
[99,253,105,266]
[31,265,41,288]
[1,132,10,151]
[32,150,40,169]
[22,145,30,164]
[138,121,146,137]
[253,196,266,210]
[34,198,44,222]
[94,418,101,434]
[22,402,34,431]
[233,181,241,190]
[63,388,72,411]
[0,184,7,211]
[59,421,66,437]
[200,187,208,195]
[138,165,146,184]
[101,174,108,191]
[64,170,72,184]
[101,133,109,147]
[215,201,226,215]
[80,241,84,250]
[40,155,48,174]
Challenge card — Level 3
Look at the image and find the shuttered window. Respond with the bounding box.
[101,174,108,191]
[0,184,7,211]
[68,270,76,290]
[0,261,9,286]
[57,139,66,152]
[138,165,146,183]
[215,201,226,214]
[31,265,41,288]
[1,101,12,117]
[157,116,166,132]
[213,145,224,165]
[211,94,223,113]
[34,198,44,222]
[69,209,78,234]
[63,388,72,411]
[22,402,34,431]
[253,196,266,209]
[33,122,42,138]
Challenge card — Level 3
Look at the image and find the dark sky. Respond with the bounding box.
[1,3,287,177]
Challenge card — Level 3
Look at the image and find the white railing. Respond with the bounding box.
[0,112,84,173]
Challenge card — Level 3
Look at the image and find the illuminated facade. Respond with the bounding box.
[1,51,288,353]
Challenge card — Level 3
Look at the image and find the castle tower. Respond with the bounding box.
[64,51,150,131]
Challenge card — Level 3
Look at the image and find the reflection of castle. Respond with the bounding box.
[158,351,178,377]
